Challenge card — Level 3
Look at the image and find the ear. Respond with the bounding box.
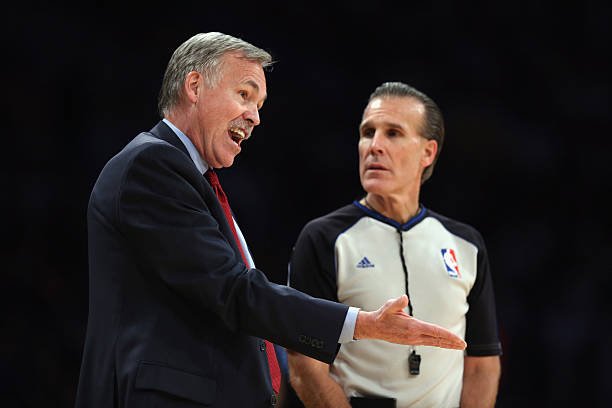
[421,139,438,167]
[184,71,203,104]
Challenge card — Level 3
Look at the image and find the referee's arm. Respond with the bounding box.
[461,355,501,408]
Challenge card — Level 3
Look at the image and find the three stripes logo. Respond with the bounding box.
[356,257,375,268]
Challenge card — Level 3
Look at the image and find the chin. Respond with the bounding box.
[213,150,238,168]
[362,180,389,195]
[219,158,235,168]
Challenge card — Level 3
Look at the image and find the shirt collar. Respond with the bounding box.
[353,200,427,231]
[162,118,209,174]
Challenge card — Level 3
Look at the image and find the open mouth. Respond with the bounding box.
[228,127,248,144]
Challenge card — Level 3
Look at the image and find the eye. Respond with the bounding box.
[239,90,248,99]
[387,129,400,137]
[361,128,375,138]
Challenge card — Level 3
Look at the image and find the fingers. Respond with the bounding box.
[419,335,466,350]
[413,320,466,350]
[374,297,466,350]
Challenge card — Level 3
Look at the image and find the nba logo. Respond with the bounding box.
[441,249,461,278]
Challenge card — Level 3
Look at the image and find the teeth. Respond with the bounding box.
[229,127,246,140]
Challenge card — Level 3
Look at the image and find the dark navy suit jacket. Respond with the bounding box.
[75,121,348,407]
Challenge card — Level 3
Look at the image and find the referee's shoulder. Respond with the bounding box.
[299,203,364,238]
[425,208,486,248]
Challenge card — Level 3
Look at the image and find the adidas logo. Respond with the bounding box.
[356,257,375,268]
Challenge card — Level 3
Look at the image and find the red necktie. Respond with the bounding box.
[204,169,281,393]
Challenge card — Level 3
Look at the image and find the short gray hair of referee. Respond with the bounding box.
[158,32,273,117]
[367,82,445,184]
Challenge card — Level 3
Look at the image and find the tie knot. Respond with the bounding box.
[204,169,219,186]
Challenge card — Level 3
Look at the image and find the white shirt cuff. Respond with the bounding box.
[338,306,360,343]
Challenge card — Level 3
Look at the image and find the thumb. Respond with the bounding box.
[389,294,409,311]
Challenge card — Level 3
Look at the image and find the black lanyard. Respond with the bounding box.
[398,228,421,375]
[397,228,413,317]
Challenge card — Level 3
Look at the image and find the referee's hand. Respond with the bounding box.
[353,295,467,350]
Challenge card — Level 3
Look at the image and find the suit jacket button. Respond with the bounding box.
[260,342,266,352]
[270,393,277,406]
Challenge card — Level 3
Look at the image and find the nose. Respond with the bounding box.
[369,130,385,155]
[243,105,260,126]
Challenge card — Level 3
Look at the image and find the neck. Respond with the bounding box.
[165,109,205,160]
[363,193,420,224]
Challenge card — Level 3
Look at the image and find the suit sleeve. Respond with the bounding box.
[115,143,348,362]
[465,235,503,356]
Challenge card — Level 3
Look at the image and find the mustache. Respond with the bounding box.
[228,119,253,138]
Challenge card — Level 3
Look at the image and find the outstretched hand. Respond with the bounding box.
[353,295,467,350]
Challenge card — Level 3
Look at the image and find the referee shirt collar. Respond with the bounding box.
[353,200,427,231]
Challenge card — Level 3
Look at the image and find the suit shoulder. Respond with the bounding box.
[89,132,198,213]
[99,132,198,185]
[114,132,187,166]
[425,208,486,249]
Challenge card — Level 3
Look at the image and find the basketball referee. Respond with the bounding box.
[287,82,502,408]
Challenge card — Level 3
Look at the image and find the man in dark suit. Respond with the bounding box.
[75,32,466,408]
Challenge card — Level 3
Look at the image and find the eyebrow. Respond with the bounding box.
[359,120,405,131]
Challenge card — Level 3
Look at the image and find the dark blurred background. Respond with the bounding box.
[3,1,611,406]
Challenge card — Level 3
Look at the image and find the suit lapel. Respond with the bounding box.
[147,121,247,268]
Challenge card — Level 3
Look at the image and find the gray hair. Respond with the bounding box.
[367,82,445,184]
[158,32,273,117]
